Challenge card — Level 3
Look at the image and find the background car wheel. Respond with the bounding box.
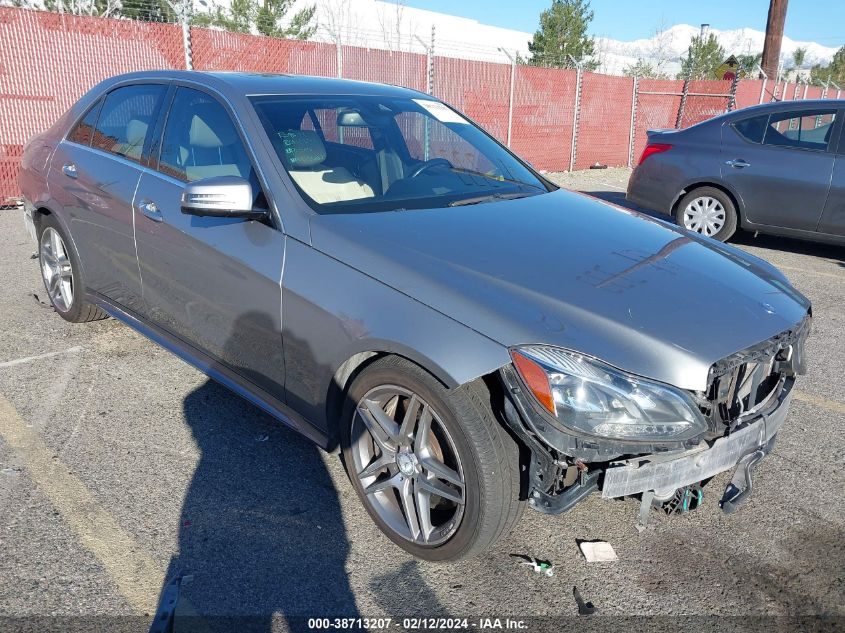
[340,356,523,561]
[38,214,107,323]
[674,186,737,242]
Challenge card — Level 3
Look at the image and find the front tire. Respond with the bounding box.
[38,214,107,323]
[674,186,737,242]
[340,356,522,561]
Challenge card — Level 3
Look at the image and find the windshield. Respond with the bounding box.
[250,94,550,213]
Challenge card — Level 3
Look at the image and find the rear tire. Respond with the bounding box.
[37,214,107,323]
[674,186,737,242]
[340,356,523,561]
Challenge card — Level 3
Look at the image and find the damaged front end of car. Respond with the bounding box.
[498,315,811,518]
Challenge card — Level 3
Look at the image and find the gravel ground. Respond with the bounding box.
[0,169,843,631]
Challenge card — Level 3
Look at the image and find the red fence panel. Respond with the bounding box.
[734,79,764,110]
[510,65,576,172]
[681,80,732,128]
[340,46,427,92]
[192,28,336,76]
[575,72,633,170]
[805,85,823,100]
[632,79,683,165]
[432,56,510,143]
[0,7,184,199]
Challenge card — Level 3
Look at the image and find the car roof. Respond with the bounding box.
[729,99,845,117]
[100,70,428,99]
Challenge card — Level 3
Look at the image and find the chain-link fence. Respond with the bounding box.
[0,5,839,201]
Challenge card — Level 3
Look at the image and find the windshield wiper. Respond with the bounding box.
[448,192,535,207]
[449,167,546,192]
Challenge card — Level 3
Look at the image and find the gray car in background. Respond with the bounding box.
[627,99,845,244]
[20,71,811,560]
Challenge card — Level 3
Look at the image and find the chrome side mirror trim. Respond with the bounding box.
[180,176,266,219]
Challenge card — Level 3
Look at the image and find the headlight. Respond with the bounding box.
[510,346,707,441]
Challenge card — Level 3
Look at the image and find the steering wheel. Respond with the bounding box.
[409,158,453,178]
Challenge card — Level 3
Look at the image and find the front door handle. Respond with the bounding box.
[725,159,750,169]
[137,200,163,222]
[62,163,77,178]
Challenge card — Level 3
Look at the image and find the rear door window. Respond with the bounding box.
[91,84,166,163]
[763,109,837,151]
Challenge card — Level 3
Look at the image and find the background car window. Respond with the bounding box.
[732,114,768,144]
[67,99,102,146]
[763,110,837,151]
[90,84,165,163]
[159,87,255,183]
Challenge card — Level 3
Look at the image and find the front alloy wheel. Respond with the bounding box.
[341,356,522,561]
[351,385,466,546]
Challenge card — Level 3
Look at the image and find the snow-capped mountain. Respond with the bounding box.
[595,24,840,77]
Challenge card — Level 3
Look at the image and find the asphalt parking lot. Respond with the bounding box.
[1,167,843,630]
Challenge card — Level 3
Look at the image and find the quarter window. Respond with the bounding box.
[763,110,837,151]
[732,114,768,144]
[67,100,102,146]
[91,84,166,163]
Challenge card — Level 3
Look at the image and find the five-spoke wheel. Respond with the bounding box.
[40,226,74,313]
[37,215,107,323]
[341,355,522,561]
[351,385,466,546]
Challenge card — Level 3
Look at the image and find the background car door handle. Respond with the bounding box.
[137,200,163,222]
[725,159,750,169]
[61,163,77,178]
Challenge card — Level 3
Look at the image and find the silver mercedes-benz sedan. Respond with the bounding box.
[19,71,811,560]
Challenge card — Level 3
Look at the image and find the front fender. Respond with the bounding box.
[280,238,510,433]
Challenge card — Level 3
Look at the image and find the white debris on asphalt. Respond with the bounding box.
[579,541,618,563]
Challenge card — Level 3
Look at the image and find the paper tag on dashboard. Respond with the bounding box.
[413,99,469,124]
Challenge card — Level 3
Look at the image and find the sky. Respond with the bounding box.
[401,0,845,44]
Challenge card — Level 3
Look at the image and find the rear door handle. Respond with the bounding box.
[136,199,163,222]
[725,159,750,169]
[62,163,77,178]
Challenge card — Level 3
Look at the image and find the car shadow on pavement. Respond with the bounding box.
[731,231,845,263]
[151,375,360,632]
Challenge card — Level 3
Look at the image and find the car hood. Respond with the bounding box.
[309,189,810,391]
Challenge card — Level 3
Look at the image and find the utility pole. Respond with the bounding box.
[761,0,788,81]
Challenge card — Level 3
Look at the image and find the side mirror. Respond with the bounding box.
[180,176,266,220]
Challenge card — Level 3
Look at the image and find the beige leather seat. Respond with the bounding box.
[114,119,147,160]
[183,109,244,181]
[280,130,374,204]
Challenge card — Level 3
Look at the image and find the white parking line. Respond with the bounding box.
[0,346,83,369]
[599,181,627,192]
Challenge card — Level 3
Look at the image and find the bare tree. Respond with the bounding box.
[375,1,418,52]
[319,0,365,47]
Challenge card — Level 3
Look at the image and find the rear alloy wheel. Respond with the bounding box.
[674,186,737,242]
[37,214,107,323]
[341,356,522,561]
